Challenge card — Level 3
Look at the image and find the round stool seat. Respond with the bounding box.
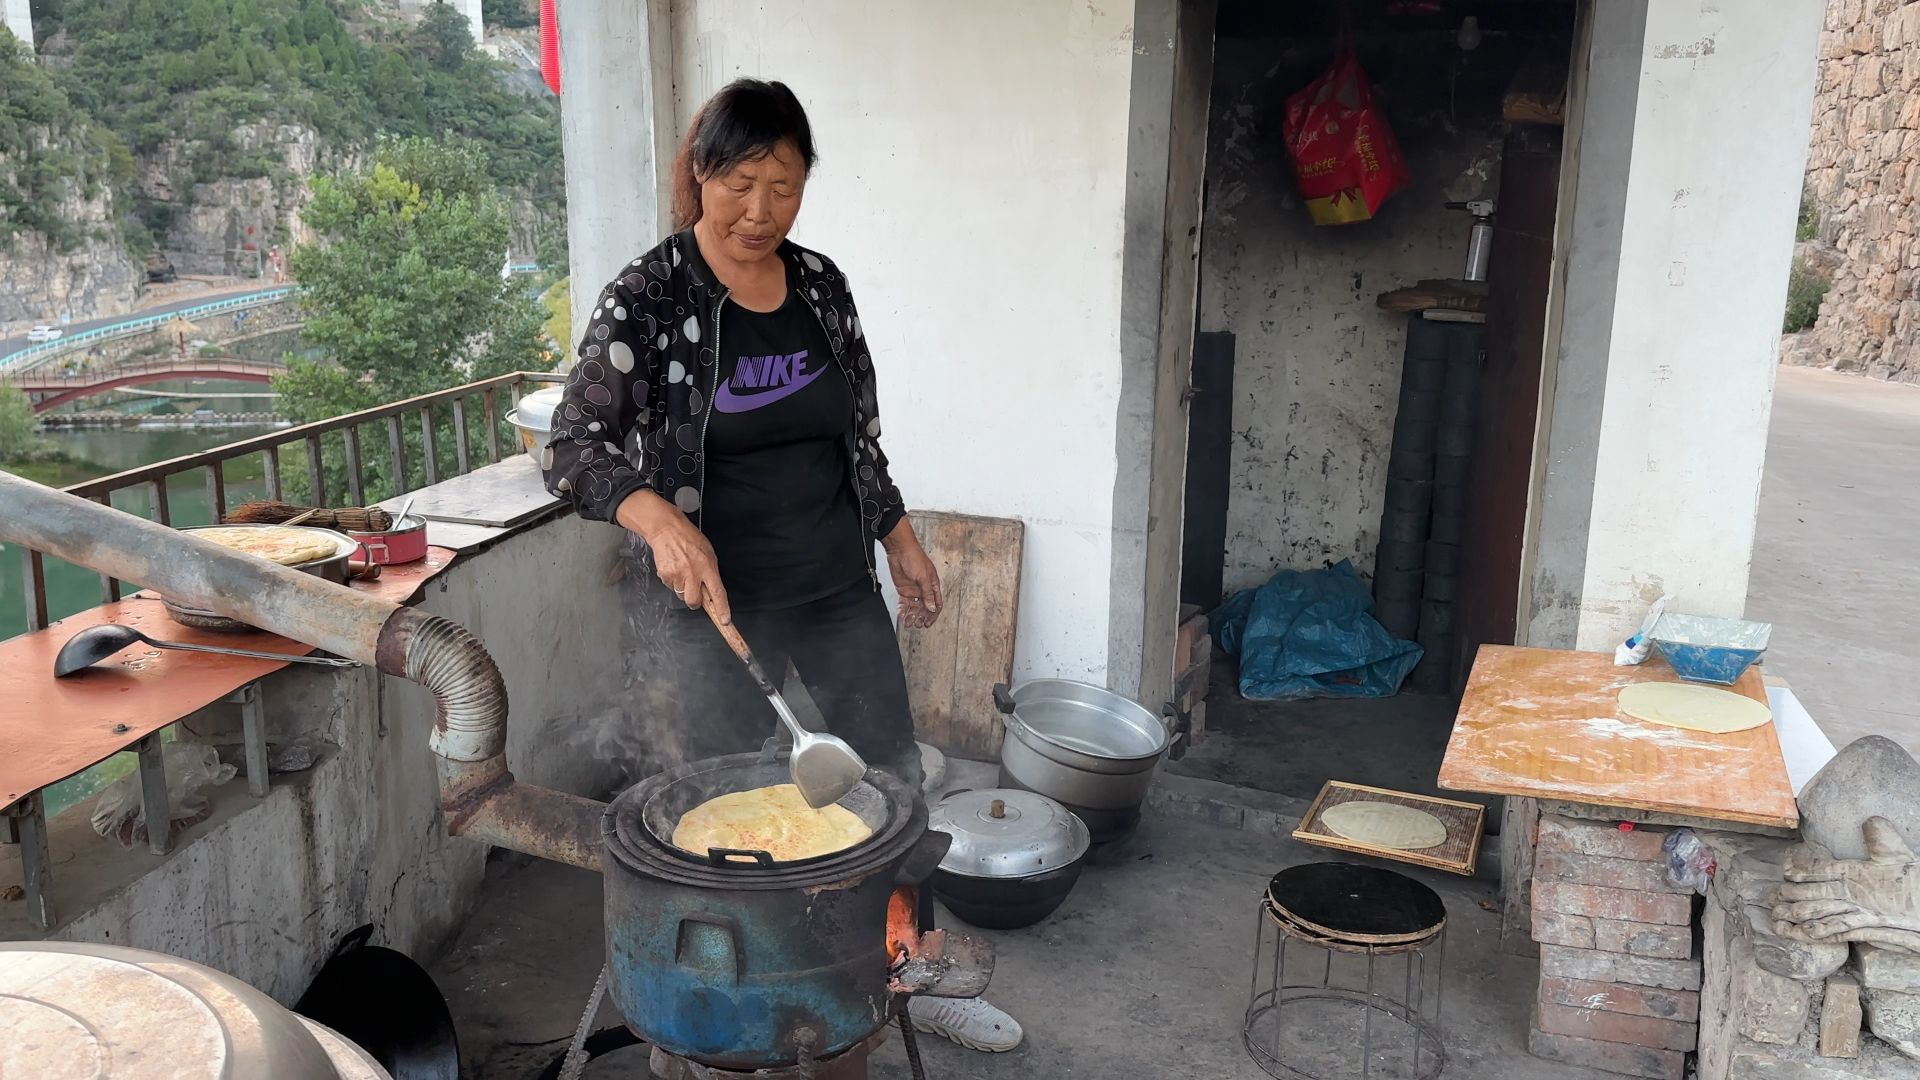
[1244,863,1448,1079]
[1266,863,1446,947]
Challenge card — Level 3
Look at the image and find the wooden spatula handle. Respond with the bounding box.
[705,605,777,696]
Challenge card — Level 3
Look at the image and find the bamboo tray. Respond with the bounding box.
[1293,780,1486,876]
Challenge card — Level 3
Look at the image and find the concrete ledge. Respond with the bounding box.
[1146,771,1313,835]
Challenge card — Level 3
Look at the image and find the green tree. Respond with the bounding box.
[275,136,550,498]
[0,386,43,461]
[482,0,537,29]
[415,1,475,73]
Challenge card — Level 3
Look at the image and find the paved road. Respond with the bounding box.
[0,285,287,358]
[1747,366,1920,758]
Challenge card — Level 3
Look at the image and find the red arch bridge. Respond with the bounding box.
[2,360,283,413]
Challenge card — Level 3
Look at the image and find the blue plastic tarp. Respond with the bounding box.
[1210,560,1422,701]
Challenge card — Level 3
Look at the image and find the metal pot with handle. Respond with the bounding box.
[992,679,1176,843]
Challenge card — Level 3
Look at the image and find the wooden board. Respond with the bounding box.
[400,455,563,529]
[896,511,1023,760]
[1437,645,1798,828]
[0,548,456,811]
[1294,780,1486,876]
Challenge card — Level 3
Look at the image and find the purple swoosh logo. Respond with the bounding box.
[713,349,827,413]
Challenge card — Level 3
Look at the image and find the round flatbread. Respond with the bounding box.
[192,526,339,568]
[673,784,872,862]
[1321,800,1448,851]
[1618,682,1773,734]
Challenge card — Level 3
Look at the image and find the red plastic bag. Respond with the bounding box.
[1283,48,1411,226]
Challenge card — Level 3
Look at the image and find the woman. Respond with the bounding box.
[543,78,1022,1054]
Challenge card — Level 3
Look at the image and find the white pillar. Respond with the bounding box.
[457,0,483,44]
[3,0,32,52]
[1528,0,1825,651]
[558,0,675,352]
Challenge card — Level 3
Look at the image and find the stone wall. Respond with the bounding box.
[1786,0,1920,384]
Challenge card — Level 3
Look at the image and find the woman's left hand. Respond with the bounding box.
[883,520,942,629]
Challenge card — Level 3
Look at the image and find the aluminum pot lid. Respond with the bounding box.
[513,385,565,431]
[930,789,1090,878]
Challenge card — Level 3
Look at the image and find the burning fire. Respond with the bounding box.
[886,886,919,964]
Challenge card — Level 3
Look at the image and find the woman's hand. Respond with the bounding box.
[617,490,731,623]
[883,519,942,629]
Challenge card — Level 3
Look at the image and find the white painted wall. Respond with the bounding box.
[672,0,1139,684]
[3,0,30,51]
[1529,0,1824,650]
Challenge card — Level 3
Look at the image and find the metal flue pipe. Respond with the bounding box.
[0,471,604,870]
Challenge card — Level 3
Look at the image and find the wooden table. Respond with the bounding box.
[0,548,456,811]
[1439,645,1797,829]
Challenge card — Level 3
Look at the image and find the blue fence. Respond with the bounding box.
[1,288,300,373]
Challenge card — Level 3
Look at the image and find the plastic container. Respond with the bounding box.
[1650,613,1772,685]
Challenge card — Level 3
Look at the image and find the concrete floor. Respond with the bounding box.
[1747,366,1920,758]
[432,812,1614,1080]
[421,368,1918,1079]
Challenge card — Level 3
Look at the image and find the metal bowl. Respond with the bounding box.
[162,525,363,632]
[994,679,1173,843]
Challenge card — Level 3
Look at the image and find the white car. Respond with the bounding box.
[26,326,63,343]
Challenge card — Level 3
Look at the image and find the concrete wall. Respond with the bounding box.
[671,0,1139,685]
[1528,0,1825,650]
[3,0,30,51]
[3,517,628,1000]
[1199,33,1507,592]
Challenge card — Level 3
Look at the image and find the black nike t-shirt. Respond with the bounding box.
[702,290,870,611]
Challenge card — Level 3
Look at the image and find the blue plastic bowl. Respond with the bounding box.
[1649,614,1772,685]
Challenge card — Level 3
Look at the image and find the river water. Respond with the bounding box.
[1,424,284,639]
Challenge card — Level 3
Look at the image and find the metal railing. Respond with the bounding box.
[9,369,561,634]
[0,288,300,371]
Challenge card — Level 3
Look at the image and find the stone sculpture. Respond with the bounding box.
[1767,737,1920,1062]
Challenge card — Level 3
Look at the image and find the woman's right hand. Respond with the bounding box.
[616,490,732,623]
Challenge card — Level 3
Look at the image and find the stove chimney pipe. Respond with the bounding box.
[0,471,605,870]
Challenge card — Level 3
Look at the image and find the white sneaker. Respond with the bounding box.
[908,996,1023,1052]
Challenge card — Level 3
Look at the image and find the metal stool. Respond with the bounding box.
[1243,863,1446,1079]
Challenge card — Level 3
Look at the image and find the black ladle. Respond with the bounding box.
[53,623,361,678]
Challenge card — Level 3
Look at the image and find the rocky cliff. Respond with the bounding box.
[1786,0,1920,384]
[136,123,330,278]
[0,175,140,327]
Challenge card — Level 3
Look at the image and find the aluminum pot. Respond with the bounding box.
[929,789,1090,930]
[992,679,1174,843]
[346,514,427,566]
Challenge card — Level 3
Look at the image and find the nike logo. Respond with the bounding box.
[713,349,827,413]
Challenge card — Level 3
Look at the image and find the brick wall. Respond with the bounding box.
[1526,814,1700,1080]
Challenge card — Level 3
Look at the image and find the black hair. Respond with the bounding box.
[672,78,817,230]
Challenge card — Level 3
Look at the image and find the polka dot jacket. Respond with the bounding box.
[541,231,907,554]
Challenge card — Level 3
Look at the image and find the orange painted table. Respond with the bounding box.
[1437,645,1798,829]
[0,548,456,811]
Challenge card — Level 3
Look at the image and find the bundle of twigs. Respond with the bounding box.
[223,500,393,532]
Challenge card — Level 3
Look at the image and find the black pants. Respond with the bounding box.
[661,581,924,792]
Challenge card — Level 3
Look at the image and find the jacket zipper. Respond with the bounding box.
[802,287,880,590]
[696,287,728,525]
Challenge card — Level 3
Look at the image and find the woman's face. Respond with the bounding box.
[698,139,807,264]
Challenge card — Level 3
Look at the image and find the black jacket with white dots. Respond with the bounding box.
[541,230,908,552]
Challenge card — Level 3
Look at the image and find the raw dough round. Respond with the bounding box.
[1617,681,1773,734]
[1321,801,1448,851]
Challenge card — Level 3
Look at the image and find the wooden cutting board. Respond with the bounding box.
[896,511,1023,760]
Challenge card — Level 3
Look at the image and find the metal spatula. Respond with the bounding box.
[704,608,867,808]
